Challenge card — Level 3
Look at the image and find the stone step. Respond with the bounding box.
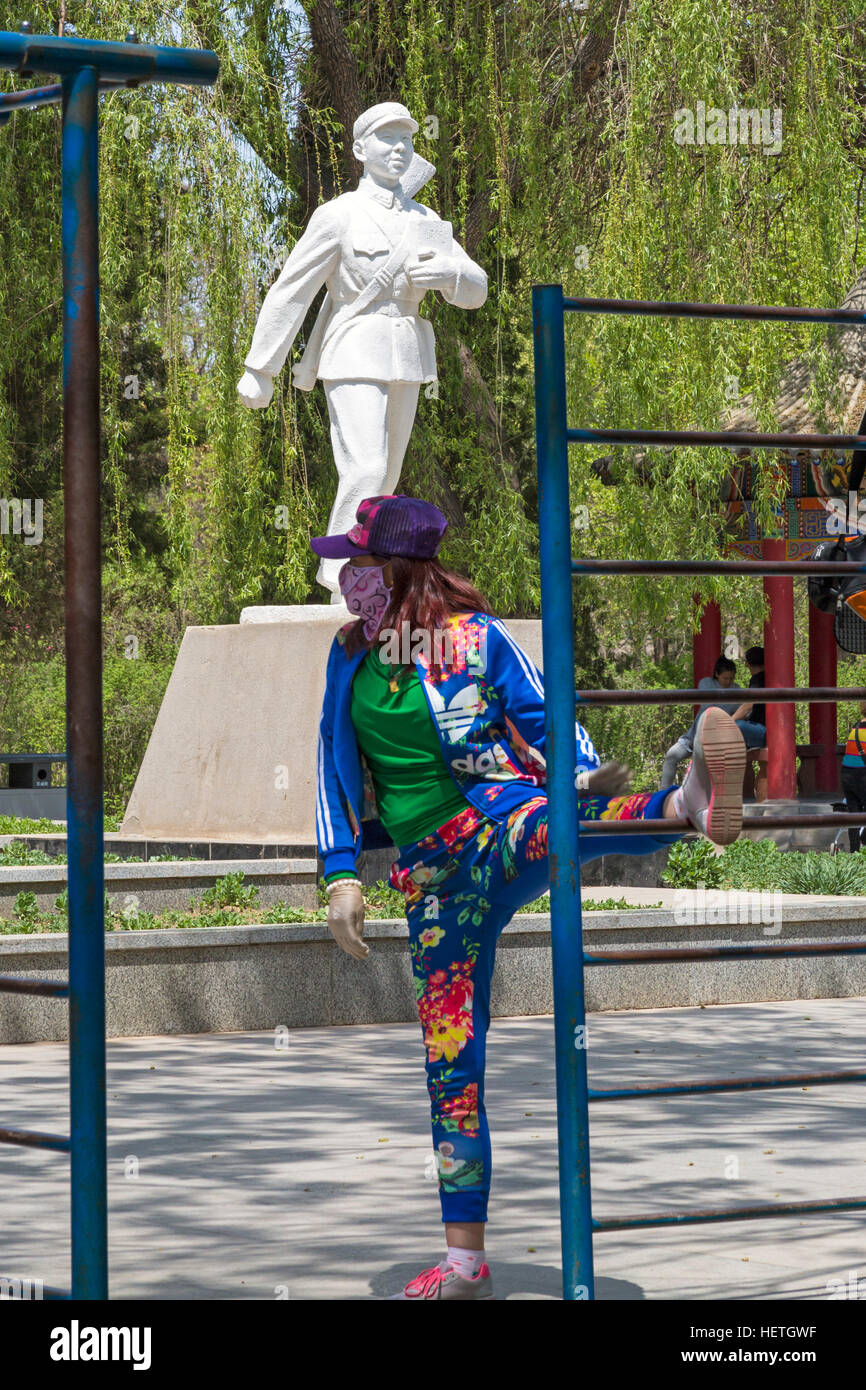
[0,858,318,917]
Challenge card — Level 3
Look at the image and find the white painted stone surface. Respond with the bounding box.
[239,603,348,624]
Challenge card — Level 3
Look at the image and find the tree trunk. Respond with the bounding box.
[302,0,365,191]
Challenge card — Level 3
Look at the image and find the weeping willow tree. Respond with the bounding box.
[1,0,865,801]
[563,0,866,651]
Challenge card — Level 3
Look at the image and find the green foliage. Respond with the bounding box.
[661,839,726,889]
[362,879,409,916]
[663,836,866,895]
[582,896,663,911]
[516,893,550,913]
[0,817,68,835]
[193,871,260,909]
[776,850,866,897]
[262,901,329,923]
[12,891,41,928]
[716,837,783,892]
[0,845,57,866]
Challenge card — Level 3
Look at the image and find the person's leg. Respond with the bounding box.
[661,736,692,787]
[480,790,682,918]
[736,719,766,750]
[319,379,390,598]
[391,810,506,1255]
[841,768,866,852]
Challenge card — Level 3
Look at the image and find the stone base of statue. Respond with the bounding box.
[119,608,544,845]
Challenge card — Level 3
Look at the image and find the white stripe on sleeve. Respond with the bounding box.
[490,619,545,699]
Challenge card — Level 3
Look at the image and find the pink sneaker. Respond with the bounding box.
[388,1257,496,1300]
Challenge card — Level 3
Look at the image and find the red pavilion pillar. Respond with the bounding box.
[693,597,721,717]
[692,596,721,680]
[809,603,838,795]
[763,538,796,799]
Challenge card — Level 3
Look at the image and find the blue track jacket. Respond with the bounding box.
[315,610,601,878]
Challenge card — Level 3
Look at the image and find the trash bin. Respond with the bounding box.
[0,754,67,821]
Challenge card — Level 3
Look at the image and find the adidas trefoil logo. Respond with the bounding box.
[426,683,484,742]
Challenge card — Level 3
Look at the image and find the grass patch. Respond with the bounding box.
[0,814,121,835]
[662,839,866,896]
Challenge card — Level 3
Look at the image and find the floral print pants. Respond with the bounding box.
[388,787,679,1224]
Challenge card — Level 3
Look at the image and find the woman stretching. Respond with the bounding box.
[312,493,747,1301]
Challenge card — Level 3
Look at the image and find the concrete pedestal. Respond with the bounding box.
[120,607,543,845]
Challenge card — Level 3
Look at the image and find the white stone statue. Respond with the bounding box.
[236,101,489,601]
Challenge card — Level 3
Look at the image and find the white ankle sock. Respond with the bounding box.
[447,1245,485,1279]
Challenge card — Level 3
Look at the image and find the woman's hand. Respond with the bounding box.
[578,761,633,797]
[327,881,370,960]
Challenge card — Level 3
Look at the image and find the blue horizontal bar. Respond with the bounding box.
[571,559,866,576]
[577,814,866,833]
[0,80,125,115]
[567,426,866,450]
[584,943,866,963]
[0,752,67,761]
[576,687,865,705]
[0,1126,70,1152]
[590,1069,866,1101]
[594,1194,866,1231]
[562,294,866,327]
[0,30,219,85]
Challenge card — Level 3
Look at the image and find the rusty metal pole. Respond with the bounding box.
[62,61,107,1301]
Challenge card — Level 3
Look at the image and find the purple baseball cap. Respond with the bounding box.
[310,494,448,559]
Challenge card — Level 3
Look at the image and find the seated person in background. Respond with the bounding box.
[730,646,767,750]
[661,655,743,786]
[841,700,866,851]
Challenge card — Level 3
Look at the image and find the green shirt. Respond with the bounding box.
[347,645,468,852]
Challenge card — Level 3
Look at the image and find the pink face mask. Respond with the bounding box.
[339,561,392,639]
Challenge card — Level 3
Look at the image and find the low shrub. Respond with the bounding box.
[660,840,725,889]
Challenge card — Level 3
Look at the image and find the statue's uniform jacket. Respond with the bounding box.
[315,612,602,879]
[243,181,488,386]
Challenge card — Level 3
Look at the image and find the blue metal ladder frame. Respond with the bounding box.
[0,26,218,1302]
[532,282,866,1301]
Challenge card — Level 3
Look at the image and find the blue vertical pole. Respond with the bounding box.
[531,284,595,1301]
[62,63,108,1301]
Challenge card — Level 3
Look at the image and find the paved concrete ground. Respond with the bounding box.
[2,997,866,1301]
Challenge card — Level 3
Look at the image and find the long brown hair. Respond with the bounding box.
[343,555,494,677]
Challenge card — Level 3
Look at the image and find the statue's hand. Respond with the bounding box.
[237,367,274,409]
[404,253,458,294]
